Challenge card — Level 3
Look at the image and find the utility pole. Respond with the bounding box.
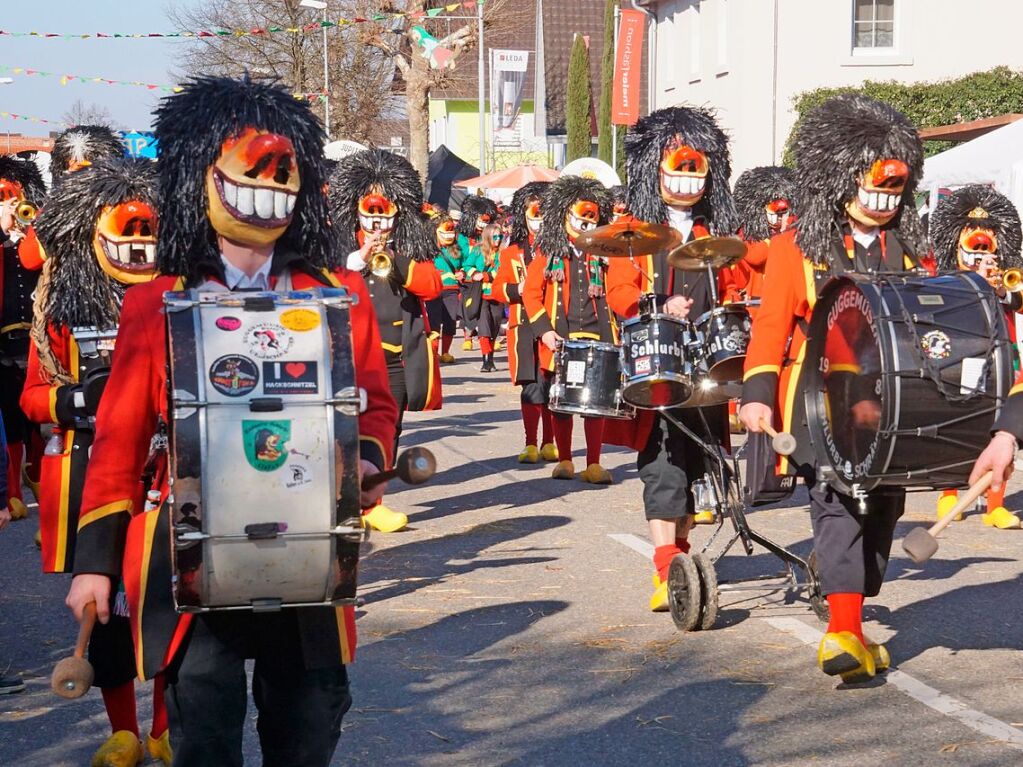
[477,0,486,174]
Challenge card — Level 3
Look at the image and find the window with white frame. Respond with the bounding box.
[852,0,895,50]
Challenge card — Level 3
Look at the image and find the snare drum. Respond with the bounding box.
[549,339,634,419]
[694,304,753,383]
[165,288,365,612]
[620,314,696,409]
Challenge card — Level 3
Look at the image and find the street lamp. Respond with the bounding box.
[300,0,331,138]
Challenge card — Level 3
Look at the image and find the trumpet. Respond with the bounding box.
[1002,268,1023,293]
[369,249,393,278]
[14,201,38,227]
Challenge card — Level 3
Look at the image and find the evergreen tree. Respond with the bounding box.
[566,34,593,163]
[597,0,616,165]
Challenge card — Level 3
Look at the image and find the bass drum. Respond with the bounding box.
[803,272,1012,496]
[549,339,634,419]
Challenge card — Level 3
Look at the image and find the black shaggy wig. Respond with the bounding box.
[49,126,123,184]
[793,94,926,267]
[508,181,550,250]
[35,157,157,330]
[625,106,737,235]
[536,175,611,261]
[610,184,628,207]
[930,185,1022,271]
[457,195,499,239]
[328,149,435,263]
[733,166,796,242]
[154,76,335,279]
[0,155,46,202]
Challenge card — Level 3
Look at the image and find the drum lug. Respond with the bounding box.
[850,483,868,515]
[251,598,283,613]
[332,517,370,543]
[333,386,366,415]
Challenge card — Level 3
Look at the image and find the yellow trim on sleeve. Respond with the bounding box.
[828,364,861,374]
[743,364,781,382]
[1010,382,1023,397]
[380,342,402,354]
[134,508,160,679]
[78,499,133,531]
[529,309,547,323]
[53,428,74,573]
[48,386,59,424]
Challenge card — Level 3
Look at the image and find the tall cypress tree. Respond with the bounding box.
[597,0,616,165]
[565,34,593,163]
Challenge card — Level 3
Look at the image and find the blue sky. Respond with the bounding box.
[0,2,197,133]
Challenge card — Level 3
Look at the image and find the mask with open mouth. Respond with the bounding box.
[957,223,998,269]
[436,218,457,247]
[206,127,300,247]
[565,199,600,242]
[0,179,24,203]
[845,158,909,228]
[931,185,1023,273]
[476,213,492,234]
[358,191,398,238]
[764,198,791,233]
[93,200,158,284]
[525,200,543,233]
[660,140,709,208]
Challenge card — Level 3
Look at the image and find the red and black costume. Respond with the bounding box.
[493,181,555,461]
[70,76,398,765]
[522,176,616,482]
[742,94,928,683]
[456,196,499,349]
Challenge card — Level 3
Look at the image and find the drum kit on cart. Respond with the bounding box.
[546,222,1016,634]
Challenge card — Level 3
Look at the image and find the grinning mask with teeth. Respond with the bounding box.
[930,185,1023,272]
[957,221,998,269]
[206,127,300,247]
[765,198,791,233]
[436,217,457,247]
[358,191,398,240]
[565,199,600,242]
[526,200,543,234]
[93,199,158,284]
[660,139,708,208]
[845,158,909,228]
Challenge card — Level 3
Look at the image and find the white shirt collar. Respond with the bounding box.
[221,254,273,291]
[851,227,880,251]
[666,206,695,243]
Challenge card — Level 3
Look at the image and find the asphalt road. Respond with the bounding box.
[3,343,1023,766]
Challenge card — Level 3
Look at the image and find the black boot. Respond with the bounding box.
[481,352,496,372]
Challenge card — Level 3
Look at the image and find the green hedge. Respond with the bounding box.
[783,66,1023,166]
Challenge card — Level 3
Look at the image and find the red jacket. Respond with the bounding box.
[493,241,535,384]
[73,267,398,679]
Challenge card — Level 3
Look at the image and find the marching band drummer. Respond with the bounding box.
[739,95,929,684]
[931,185,1023,529]
[65,76,399,767]
[522,175,616,484]
[604,105,739,612]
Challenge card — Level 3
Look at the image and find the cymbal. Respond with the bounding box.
[575,221,682,258]
[667,237,747,271]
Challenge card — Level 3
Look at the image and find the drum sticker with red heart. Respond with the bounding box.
[262,361,318,395]
[208,354,259,397]
[245,322,295,359]
[242,419,291,472]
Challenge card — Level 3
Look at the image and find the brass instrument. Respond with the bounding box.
[1002,268,1023,293]
[369,248,392,278]
[14,201,37,227]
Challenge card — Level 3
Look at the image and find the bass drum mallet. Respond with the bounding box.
[361,446,437,492]
[759,418,797,457]
[51,601,97,699]
[902,471,994,564]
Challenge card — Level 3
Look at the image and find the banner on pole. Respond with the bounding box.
[612,9,645,126]
[491,49,529,146]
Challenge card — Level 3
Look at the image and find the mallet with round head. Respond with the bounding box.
[51,601,97,699]
[759,418,797,456]
[360,447,437,491]
[902,471,993,564]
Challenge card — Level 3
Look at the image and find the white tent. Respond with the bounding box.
[920,118,1023,213]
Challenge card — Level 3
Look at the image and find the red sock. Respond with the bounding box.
[941,488,957,500]
[987,484,1006,510]
[480,337,494,355]
[653,544,681,582]
[826,592,864,643]
[540,407,553,446]
[442,335,454,354]
[150,674,169,738]
[675,538,691,554]
[521,403,542,446]
[552,413,573,462]
[101,680,139,736]
[6,443,23,502]
[583,418,604,466]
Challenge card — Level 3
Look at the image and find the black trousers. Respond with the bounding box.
[165,611,351,767]
[809,482,905,596]
[387,362,408,457]
[637,409,723,522]
[440,290,461,336]
[0,362,29,443]
[477,299,504,340]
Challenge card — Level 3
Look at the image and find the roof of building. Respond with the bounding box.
[919,114,1023,143]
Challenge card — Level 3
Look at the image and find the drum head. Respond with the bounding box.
[623,378,694,410]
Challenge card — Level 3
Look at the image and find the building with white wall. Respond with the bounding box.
[635,0,1023,175]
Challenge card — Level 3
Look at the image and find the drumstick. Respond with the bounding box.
[361,447,437,491]
[758,418,797,457]
[51,601,97,699]
[902,471,994,564]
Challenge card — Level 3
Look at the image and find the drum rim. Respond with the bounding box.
[621,312,692,329]
[694,304,751,326]
[557,338,621,353]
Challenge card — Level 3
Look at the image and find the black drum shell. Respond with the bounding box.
[550,339,634,419]
[620,313,696,410]
[694,304,752,383]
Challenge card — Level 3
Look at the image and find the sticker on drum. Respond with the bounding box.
[960,357,986,394]
[242,419,291,472]
[284,460,313,490]
[635,356,651,374]
[566,360,587,385]
[208,355,259,397]
[263,361,319,395]
[280,308,321,332]
[246,323,295,360]
[920,330,951,360]
[216,316,242,331]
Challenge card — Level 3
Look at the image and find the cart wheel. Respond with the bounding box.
[668,553,702,632]
[806,550,830,624]
[692,553,719,631]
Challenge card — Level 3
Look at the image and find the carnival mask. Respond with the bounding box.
[436,218,456,247]
[612,201,629,221]
[660,139,708,208]
[476,212,492,234]
[0,178,24,203]
[358,191,398,236]
[957,214,998,269]
[206,127,300,247]
[92,199,158,284]
[565,199,600,242]
[525,199,543,234]
[765,198,791,233]
[845,158,909,228]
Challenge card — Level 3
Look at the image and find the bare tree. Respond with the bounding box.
[62,99,116,128]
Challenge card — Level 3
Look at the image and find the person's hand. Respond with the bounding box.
[471,272,484,282]
[664,295,694,319]
[970,430,1017,492]
[455,269,465,282]
[739,402,772,433]
[517,280,526,294]
[359,230,384,260]
[0,198,17,234]
[541,330,561,351]
[359,458,387,509]
[0,506,11,531]
[66,574,112,624]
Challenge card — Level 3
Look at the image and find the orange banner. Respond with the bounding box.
[612,9,645,126]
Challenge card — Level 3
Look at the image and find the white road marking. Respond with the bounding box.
[609,532,1023,750]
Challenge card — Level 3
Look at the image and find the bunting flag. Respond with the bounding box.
[0,111,72,127]
[0,65,181,93]
[0,2,483,41]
